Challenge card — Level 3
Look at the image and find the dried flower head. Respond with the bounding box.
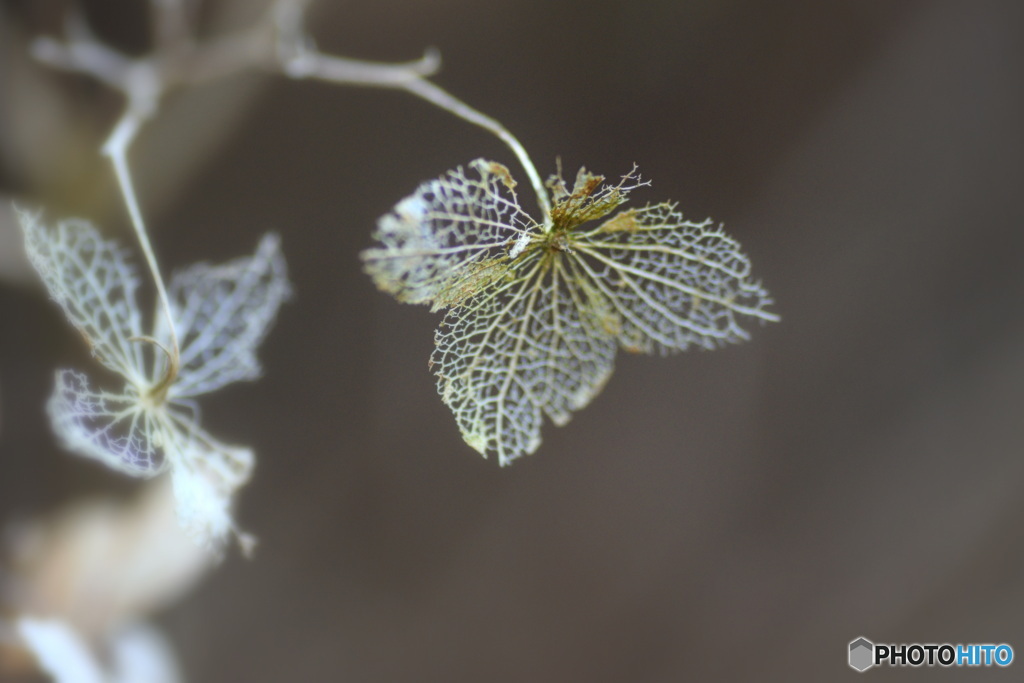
[363,160,778,465]
[19,211,291,550]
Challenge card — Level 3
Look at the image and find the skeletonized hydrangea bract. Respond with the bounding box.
[19,211,291,549]
[362,159,778,466]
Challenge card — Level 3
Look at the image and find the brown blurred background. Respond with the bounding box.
[1,0,1023,680]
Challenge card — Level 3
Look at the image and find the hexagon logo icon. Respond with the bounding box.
[849,637,875,672]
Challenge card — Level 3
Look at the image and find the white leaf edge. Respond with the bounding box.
[16,618,183,683]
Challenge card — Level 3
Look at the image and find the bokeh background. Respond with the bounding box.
[1,0,1023,680]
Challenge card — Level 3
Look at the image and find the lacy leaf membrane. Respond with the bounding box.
[49,369,169,476]
[367,160,777,465]
[20,211,145,383]
[574,203,776,354]
[161,233,291,398]
[362,159,534,310]
[431,253,617,464]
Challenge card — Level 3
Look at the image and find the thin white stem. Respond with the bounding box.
[285,51,551,226]
[401,78,552,227]
[32,36,128,91]
[102,97,181,393]
[31,24,182,388]
[272,2,549,223]
[35,0,555,323]
[280,45,441,84]
[37,0,553,226]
